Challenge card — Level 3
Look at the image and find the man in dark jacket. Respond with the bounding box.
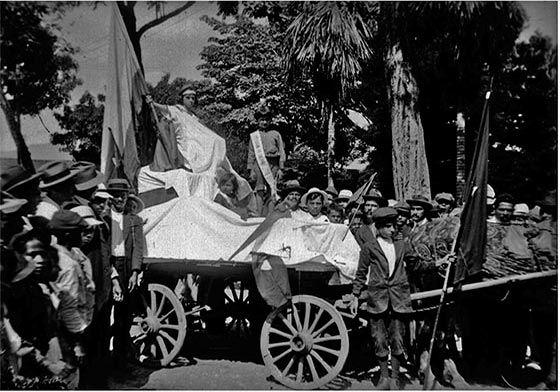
[106,178,144,368]
[349,207,448,389]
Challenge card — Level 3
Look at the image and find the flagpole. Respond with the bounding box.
[341,172,377,241]
[422,87,493,390]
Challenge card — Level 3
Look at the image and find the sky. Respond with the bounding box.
[0,1,557,158]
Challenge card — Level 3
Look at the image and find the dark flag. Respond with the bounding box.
[453,92,491,283]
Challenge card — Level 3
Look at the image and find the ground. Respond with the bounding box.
[107,331,510,390]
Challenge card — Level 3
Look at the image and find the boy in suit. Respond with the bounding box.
[349,207,449,389]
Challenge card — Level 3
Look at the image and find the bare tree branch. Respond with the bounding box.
[137,1,195,38]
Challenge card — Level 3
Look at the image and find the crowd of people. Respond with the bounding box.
[1,161,143,389]
[0,150,556,389]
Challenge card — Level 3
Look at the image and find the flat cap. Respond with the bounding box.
[48,210,88,231]
[372,207,398,221]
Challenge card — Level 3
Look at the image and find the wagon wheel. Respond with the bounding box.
[223,279,253,338]
[129,283,187,367]
[260,295,349,389]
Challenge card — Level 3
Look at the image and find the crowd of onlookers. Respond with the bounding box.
[1,156,556,389]
[1,161,143,389]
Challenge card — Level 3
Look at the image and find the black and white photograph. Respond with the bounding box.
[0,1,557,390]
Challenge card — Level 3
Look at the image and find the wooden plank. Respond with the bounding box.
[411,269,557,301]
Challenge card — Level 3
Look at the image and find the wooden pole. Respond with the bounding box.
[341,173,377,241]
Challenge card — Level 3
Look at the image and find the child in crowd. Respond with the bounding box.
[214,173,249,220]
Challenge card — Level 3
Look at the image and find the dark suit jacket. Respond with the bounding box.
[352,237,435,314]
[354,224,375,249]
[111,211,144,285]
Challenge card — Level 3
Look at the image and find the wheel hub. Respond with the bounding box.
[291,333,313,354]
[140,315,160,334]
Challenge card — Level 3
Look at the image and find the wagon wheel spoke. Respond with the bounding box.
[158,308,175,323]
[133,316,143,324]
[282,356,295,376]
[296,357,304,383]
[310,349,333,373]
[272,347,292,363]
[292,302,303,332]
[150,343,157,357]
[133,333,147,344]
[268,340,291,349]
[311,318,335,339]
[160,330,178,347]
[155,292,167,317]
[224,291,235,304]
[150,289,157,314]
[306,355,319,383]
[313,344,340,356]
[270,326,293,340]
[313,335,342,344]
[156,336,169,358]
[279,314,298,336]
[160,324,181,331]
[307,308,324,335]
[230,283,239,302]
[303,302,311,332]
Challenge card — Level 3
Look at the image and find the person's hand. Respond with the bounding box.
[128,270,139,292]
[73,343,85,364]
[435,252,456,269]
[112,279,123,302]
[348,294,359,317]
[144,94,154,105]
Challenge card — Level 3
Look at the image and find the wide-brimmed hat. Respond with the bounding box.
[0,191,27,214]
[48,210,88,231]
[435,192,455,204]
[363,189,388,207]
[92,189,113,200]
[372,207,398,222]
[336,189,353,201]
[513,203,529,217]
[324,185,338,198]
[106,178,132,194]
[406,194,433,211]
[70,205,103,226]
[38,160,78,189]
[1,165,42,194]
[72,161,104,191]
[280,180,306,197]
[301,187,329,205]
[127,194,145,214]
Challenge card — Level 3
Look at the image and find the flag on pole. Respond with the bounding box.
[453,92,491,283]
[100,3,148,189]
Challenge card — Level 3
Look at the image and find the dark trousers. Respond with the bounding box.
[112,295,135,363]
[80,301,111,388]
[369,311,407,358]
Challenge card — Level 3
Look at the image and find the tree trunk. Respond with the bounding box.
[385,42,431,200]
[455,112,466,202]
[327,106,335,188]
[0,93,35,173]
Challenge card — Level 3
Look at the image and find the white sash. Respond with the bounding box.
[250,131,277,199]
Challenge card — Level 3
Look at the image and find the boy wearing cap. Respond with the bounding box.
[349,207,449,389]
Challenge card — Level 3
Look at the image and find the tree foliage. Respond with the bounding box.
[0,2,80,171]
[51,92,105,163]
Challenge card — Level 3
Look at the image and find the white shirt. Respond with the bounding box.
[377,236,396,277]
[111,209,125,257]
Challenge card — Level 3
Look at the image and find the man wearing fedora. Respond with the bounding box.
[354,189,388,249]
[106,178,144,367]
[71,161,105,204]
[35,161,82,220]
[1,164,42,218]
[277,179,307,219]
[406,195,433,229]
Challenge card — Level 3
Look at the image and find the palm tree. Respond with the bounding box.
[381,2,525,200]
[283,2,374,188]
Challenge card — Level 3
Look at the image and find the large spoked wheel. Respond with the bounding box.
[260,295,349,389]
[223,279,252,337]
[130,283,187,366]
